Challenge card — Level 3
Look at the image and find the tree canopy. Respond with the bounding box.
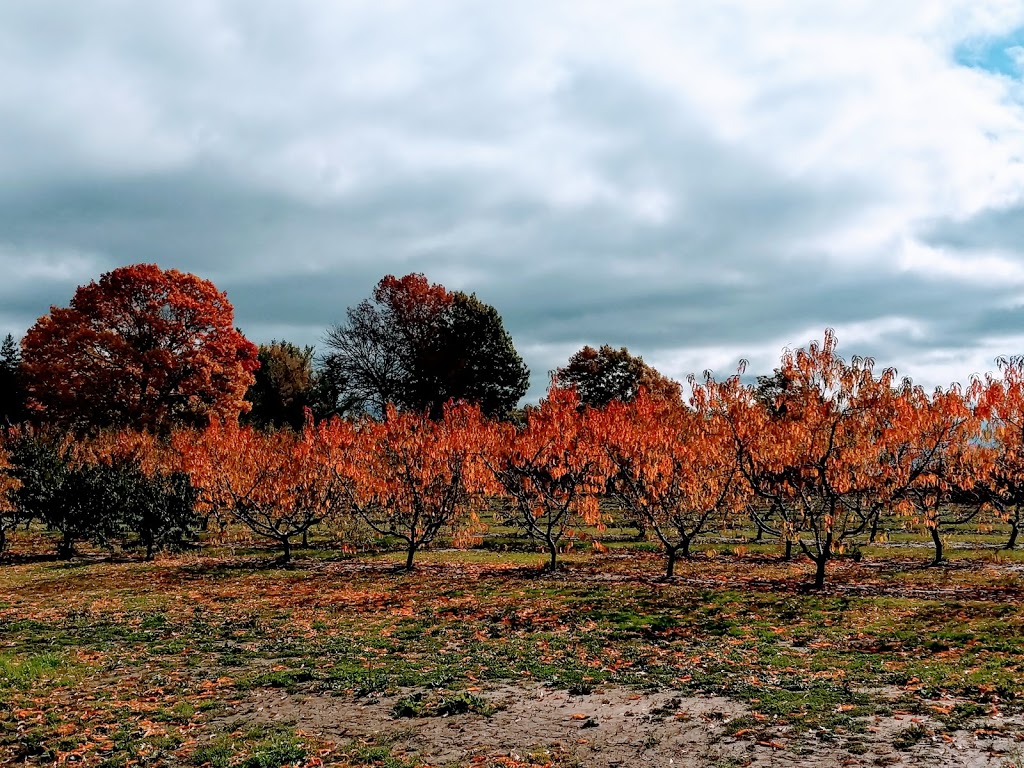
[0,334,24,426]
[244,341,316,430]
[323,273,528,419]
[555,344,680,408]
[21,264,259,433]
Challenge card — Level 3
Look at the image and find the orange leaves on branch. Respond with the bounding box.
[695,330,920,587]
[172,420,330,562]
[327,402,494,569]
[592,390,747,575]
[485,386,607,570]
[21,264,258,433]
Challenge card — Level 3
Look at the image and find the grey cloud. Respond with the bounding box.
[922,204,1024,252]
[1,2,1024,402]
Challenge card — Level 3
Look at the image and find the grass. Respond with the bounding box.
[1,519,1023,765]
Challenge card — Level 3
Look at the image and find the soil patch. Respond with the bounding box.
[222,683,1024,767]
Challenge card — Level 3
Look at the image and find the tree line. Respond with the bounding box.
[0,265,667,432]
[3,265,1024,588]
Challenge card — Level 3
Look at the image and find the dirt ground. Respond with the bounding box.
[223,683,1024,767]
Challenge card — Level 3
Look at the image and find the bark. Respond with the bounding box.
[929,526,943,566]
[405,541,417,570]
[680,535,692,559]
[869,511,880,543]
[813,555,827,589]
[665,547,677,578]
[57,531,74,560]
[1005,522,1020,551]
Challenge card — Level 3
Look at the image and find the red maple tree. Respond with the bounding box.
[21,264,259,432]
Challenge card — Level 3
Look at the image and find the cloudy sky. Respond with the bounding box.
[3,1,1024,399]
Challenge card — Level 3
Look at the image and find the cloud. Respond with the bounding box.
[2,1,1024,401]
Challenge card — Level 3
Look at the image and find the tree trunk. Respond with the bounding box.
[546,541,558,571]
[813,555,827,589]
[869,511,880,543]
[405,541,417,570]
[145,538,156,561]
[279,536,291,564]
[301,528,309,548]
[753,524,764,543]
[783,539,793,561]
[929,526,943,566]
[1005,516,1020,550]
[665,546,677,578]
[57,531,74,560]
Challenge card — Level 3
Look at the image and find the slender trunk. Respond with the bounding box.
[280,536,291,564]
[869,511,880,543]
[809,534,832,589]
[665,546,677,578]
[753,523,764,543]
[1005,509,1020,550]
[405,541,417,570]
[0,526,6,555]
[680,534,692,559]
[929,526,943,566]
[145,537,156,562]
[783,539,793,561]
[1005,522,1019,551]
[547,540,558,571]
[301,528,309,548]
[813,555,827,589]
[58,531,74,560]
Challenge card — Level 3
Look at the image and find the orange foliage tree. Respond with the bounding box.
[484,386,607,570]
[318,402,493,569]
[174,420,333,562]
[698,331,903,588]
[21,264,259,433]
[977,356,1024,550]
[886,383,990,565]
[593,390,748,576]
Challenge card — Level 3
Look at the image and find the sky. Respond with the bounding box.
[2,1,1024,401]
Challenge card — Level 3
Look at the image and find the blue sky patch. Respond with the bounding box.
[955,27,1024,77]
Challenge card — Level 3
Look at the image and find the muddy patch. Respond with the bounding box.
[219,684,1024,767]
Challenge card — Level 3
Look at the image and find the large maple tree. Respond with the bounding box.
[21,264,259,433]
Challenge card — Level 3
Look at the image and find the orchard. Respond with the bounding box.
[3,266,1024,767]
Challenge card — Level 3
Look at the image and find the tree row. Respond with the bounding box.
[4,326,1024,588]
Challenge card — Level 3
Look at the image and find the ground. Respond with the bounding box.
[2,529,1024,767]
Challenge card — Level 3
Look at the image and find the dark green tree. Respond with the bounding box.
[323,274,529,419]
[7,436,81,559]
[0,334,25,425]
[555,345,680,408]
[244,341,316,430]
[105,463,199,560]
[6,435,198,560]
